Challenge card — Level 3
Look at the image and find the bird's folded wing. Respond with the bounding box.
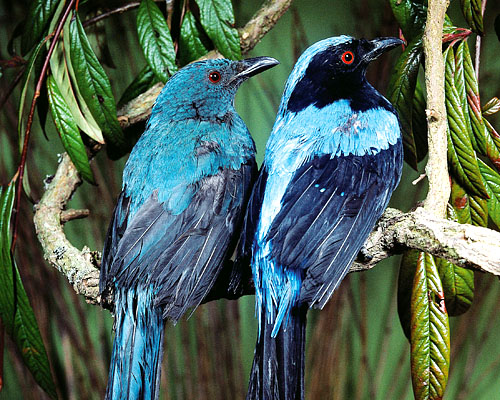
[266,149,398,309]
[101,163,254,321]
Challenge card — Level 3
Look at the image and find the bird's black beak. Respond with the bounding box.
[362,37,404,62]
[230,57,279,84]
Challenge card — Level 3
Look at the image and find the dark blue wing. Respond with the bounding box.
[100,162,255,321]
[267,142,402,309]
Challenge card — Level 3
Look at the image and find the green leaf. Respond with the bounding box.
[389,0,426,41]
[397,249,419,340]
[387,37,423,170]
[435,257,474,317]
[460,0,484,35]
[410,252,450,400]
[478,159,500,229]
[444,46,489,198]
[68,13,125,149]
[50,28,104,144]
[412,79,428,162]
[47,75,95,184]
[137,0,177,82]
[482,97,500,116]
[0,183,58,399]
[18,37,48,153]
[450,177,471,224]
[21,0,59,54]
[179,11,210,64]
[118,64,158,107]
[195,0,241,60]
[483,118,500,171]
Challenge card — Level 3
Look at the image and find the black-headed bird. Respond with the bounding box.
[99,56,278,400]
[239,36,404,400]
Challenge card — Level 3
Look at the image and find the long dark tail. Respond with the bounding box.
[105,288,165,400]
[247,306,307,400]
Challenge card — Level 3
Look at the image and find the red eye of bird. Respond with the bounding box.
[341,51,354,65]
[208,71,221,83]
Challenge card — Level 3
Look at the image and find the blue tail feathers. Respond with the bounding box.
[247,306,307,400]
[105,287,165,400]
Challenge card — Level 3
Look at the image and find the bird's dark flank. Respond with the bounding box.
[99,56,278,400]
[239,36,404,400]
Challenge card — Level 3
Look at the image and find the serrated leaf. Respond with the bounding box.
[47,75,95,184]
[195,0,241,60]
[0,183,58,399]
[483,119,500,171]
[412,79,428,162]
[450,177,471,224]
[49,32,104,144]
[21,0,59,55]
[389,0,427,41]
[118,64,158,107]
[398,249,420,340]
[68,13,125,149]
[435,257,473,317]
[179,11,210,64]
[482,97,500,116]
[460,0,484,35]
[470,194,488,226]
[444,46,489,198]
[478,158,500,229]
[460,40,488,154]
[137,0,177,82]
[387,37,423,170]
[410,252,450,400]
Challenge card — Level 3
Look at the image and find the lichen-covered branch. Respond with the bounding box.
[117,0,292,129]
[34,155,500,305]
[422,0,451,217]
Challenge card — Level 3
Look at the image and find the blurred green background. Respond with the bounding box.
[1,0,500,399]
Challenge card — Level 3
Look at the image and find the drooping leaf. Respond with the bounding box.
[444,46,489,198]
[50,24,104,144]
[460,0,484,35]
[387,37,423,170]
[469,194,488,226]
[179,11,210,64]
[482,97,500,116]
[412,79,428,162]
[195,0,241,60]
[483,119,500,171]
[137,0,177,82]
[397,249,419,340]
[68,13,125,150]
[389,0,427,41]
[118,64,159,107]
[46,75,95,184]
[435,257,474,317]
[478,159,500,228]
[0,183,58,399]
[460,40,488,154]
[20,0,59,55]
[450,177,471,224]
[410,252,450,400]
[18,37,48,153]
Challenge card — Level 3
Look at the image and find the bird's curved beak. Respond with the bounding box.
[362,37,404,62]
[229,57,279,84]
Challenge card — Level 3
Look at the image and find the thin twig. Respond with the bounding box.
[474,0,487,79]
[11,0,76,252]
[82,0,164,28]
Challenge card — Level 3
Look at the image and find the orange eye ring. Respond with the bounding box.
[341,51,354,65]
[208,71,221,83]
